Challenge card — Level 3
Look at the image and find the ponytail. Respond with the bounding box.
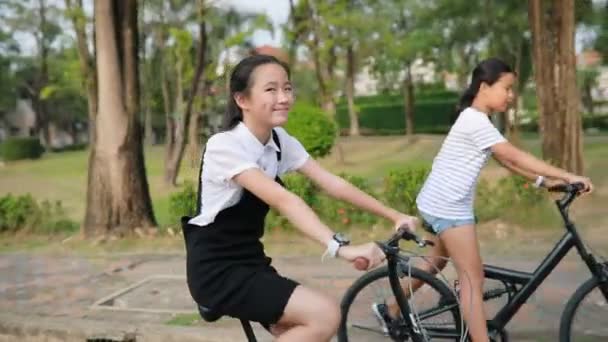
[456,82,480,114]
[223,95,243,130]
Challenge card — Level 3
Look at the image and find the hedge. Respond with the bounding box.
[336,99,457,134]
[0,137,44,161]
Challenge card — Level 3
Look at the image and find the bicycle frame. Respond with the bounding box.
[487,191,608,332]
[385,236,430,342]
[379,184,607,341]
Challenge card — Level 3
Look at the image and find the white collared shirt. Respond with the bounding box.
[188,122,310,226]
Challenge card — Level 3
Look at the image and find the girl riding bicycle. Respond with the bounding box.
[373,58,594,341]
[183,54,418,342]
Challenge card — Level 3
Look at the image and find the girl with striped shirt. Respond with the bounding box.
[374,58,593,341]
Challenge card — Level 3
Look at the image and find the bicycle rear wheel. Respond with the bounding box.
[338,264,463,341]
[559,277,608,342]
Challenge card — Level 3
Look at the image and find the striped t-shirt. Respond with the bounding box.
[416,107,506,219]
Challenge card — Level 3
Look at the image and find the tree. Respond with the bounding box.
[0,29,19,111]
[287,0,347,161]
[1,0,62,148]
[483,0,532,143]
[372,0,438,140]
[594,2,608,57]
[528,0,583,173]
[144,0,270,185]
[64,0,97,144]
[80,0,156,236]
[288,0,339,118]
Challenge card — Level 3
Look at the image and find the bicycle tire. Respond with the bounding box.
[338,264,463,341]
[559,277,608,342]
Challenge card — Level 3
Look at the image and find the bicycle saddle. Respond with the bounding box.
[198,304,223,322]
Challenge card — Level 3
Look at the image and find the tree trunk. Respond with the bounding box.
[65,0,98,145]
[164,54,185,185]
[30,0,51,149]
[84,0,156,237]
[556,0,583,173]
[403,64,415,141]
[165,1,208,185]
[528,0,583,173]
[506,41,523,145]
[345,45,359,136]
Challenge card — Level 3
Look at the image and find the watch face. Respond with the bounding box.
[334,233,350,245]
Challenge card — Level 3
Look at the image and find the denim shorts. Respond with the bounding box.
[419,210,476,235]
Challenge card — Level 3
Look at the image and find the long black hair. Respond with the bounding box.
[222,54,291,130]
[456,58,514,114]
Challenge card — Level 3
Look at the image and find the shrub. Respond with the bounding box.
[383,164,431,215]
[475,175,557,227]
[50,143,88,153]
[168,181,198,225]
[266,174,316,231]
[0,137,44,161]
[0,194,78,234]
[284,102,337,158]
[314,173,379,229]
[265,173,381,231]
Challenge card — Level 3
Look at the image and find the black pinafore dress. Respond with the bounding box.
[183,130,298,326]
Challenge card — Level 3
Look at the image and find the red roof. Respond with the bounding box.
[577,50,602,67]
[251,45,290,64]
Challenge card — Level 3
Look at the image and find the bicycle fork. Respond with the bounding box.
[387,258,427,342]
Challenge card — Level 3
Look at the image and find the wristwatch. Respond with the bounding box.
[326,233,351,258]
[533,175,545,188]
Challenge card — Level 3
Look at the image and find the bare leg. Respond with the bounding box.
[440,225,489,342]
[272,285,341,342]
[386,234,449,317]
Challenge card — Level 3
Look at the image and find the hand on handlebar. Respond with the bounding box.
[393,214,418,233]
[338,242,385,271]
[564,174,594,194]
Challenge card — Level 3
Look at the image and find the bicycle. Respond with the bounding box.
[338,182,608,341]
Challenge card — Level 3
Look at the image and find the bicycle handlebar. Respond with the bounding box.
[386,225,435,248]
[548,182,587,210]
[547,182,586,194]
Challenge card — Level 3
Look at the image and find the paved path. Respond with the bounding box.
[0,251,604,341]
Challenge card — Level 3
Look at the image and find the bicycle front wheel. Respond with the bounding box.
[338,264,463,341]
[560,277,608,342]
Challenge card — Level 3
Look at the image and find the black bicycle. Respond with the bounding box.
[338,182,608,341]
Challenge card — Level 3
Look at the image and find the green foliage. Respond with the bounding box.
[383,164,432,215]
[168,181,198,225]
[265,174,316,231]
[594,3,608,57]
[315,174,379,229]
[266,172,381,232]
[0,137,44,161]
[475,175,557,227]
[284,102,337,158]
[0,194,78,234]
